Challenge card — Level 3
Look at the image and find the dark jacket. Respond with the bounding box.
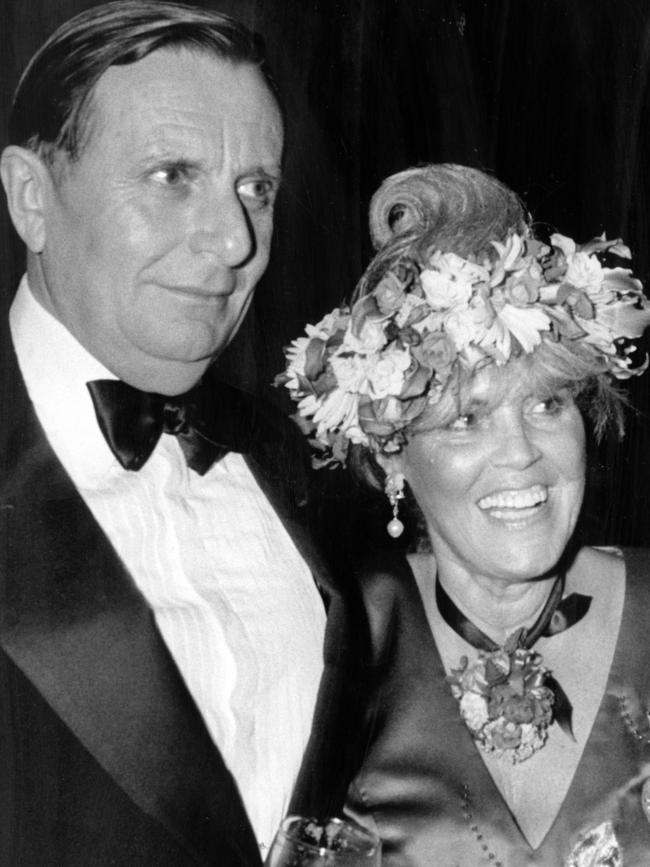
[0,335,335,867]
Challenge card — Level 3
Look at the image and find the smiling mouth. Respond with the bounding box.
[477,484,548,514]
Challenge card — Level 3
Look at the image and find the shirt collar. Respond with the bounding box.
[10,275,121,486]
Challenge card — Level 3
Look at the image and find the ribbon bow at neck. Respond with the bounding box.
[87,378,252,475]
[437,575,592,742]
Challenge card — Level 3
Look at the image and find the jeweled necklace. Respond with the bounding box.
[439,575,591,762]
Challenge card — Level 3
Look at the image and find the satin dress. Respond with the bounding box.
[341,549,650,866]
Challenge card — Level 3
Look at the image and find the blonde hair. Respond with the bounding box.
[351,163,626,488]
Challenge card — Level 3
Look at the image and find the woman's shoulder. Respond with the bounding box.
[351,550,434,665]
[351,549,431,630]
[577,545,650,578]
[616,546,650,581]
[572,545,650,606]
[571,545,625,577]
[353,549,416,604]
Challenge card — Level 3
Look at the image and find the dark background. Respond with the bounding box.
[2,0,650,552]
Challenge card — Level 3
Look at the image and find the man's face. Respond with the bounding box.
[34,49,283,393]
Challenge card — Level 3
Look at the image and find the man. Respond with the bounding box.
[0,3,330,864]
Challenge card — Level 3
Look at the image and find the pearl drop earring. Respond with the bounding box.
[385,471,405,538]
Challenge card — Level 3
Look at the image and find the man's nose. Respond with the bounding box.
[491,417,542,470]
[188,194,254,267]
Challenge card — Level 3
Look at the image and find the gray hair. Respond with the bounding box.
[9,0,277,166]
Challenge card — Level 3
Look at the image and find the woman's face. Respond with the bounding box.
[398,366,586,587]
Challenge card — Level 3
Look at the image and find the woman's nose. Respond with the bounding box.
[491,417,542,469]
[188,194,254,267]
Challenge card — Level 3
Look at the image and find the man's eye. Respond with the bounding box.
[150,165,191,187]
[237,177,276,209]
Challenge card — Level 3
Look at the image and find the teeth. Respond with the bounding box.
[477,485,548,511]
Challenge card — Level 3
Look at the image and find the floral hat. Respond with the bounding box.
[277,230,650,466]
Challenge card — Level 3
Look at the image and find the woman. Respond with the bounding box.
[280,165,650,865]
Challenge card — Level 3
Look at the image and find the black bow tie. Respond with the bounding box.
[87,378,253,474]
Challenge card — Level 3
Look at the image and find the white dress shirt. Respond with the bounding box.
[10,277,326,853]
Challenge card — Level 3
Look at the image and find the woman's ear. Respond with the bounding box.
[0,146,52,253]
[375,450,407,480]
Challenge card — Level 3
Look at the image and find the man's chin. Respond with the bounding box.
[138,327,234,364]
[112,351,212,394]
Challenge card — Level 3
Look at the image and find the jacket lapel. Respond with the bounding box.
[0,348,260,866]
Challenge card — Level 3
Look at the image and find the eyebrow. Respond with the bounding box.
[458,395,493,414]
[134,141,283,169]
[243,165,283,182]
[133,148,200,169]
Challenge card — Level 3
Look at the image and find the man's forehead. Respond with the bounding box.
[89,48,282,150]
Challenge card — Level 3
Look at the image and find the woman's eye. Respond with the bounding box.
[446,413,477,431]
[530,395,565,416]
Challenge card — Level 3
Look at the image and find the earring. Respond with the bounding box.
[385,471,405,538]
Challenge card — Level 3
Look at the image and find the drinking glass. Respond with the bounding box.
[265,815,381,866]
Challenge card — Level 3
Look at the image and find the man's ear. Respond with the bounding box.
[0,145,53,253]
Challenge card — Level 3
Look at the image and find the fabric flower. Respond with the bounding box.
[468,291,497,329]
[429,249,490,284]
[596,298,650,339]
[575,317,619,356]
[413,332,456,380]
[517,723,546,761]
[600,267,642,299]
[395,293,430,328]
[366,347,412,398]
[496,304,551,353]
[565,249,605,293]
[550,232,577,258]
[345,318,388,354]
[280,228,649,465]
[459,693,489,730]
[502,694,538,724]
[443,307,481,350]
[557,285,596,320]
[330,353,371,393]
[491,232,526,273]
[485,650,511,680]
[449,644,557,762]
[374,270,407,313]
[357,394,428,442]
[488,683,518,717]
[398,360,433,399]
[309,388,359,440]
[420,268,473,310]
[484,719,522,751]
[504,263,543,305]
[281,336,313,389]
